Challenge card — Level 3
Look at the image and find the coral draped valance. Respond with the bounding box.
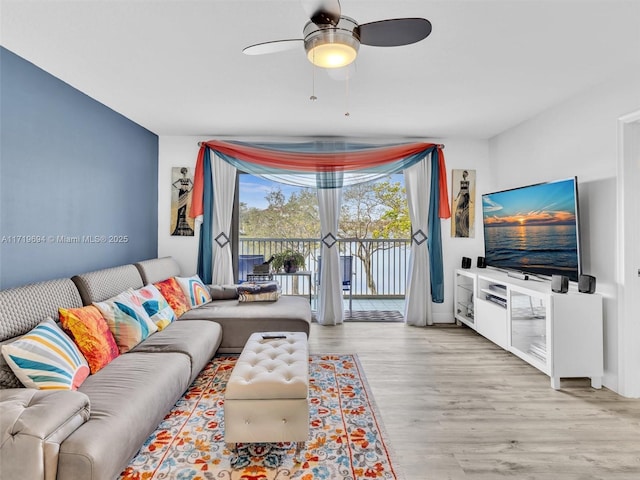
[190,140,450,220]
[200,139,438,171]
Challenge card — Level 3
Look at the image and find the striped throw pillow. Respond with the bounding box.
[1,318,90,390]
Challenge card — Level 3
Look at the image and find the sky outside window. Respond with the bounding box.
[239,174,405,209]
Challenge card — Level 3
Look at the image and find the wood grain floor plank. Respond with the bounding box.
[308,322,640,480]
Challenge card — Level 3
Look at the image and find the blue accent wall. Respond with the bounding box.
[0,47,159,289]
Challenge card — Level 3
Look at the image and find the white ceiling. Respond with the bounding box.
[2,0,639,139]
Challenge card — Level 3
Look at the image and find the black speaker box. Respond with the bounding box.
[579,274,596,294]
[477,256,486,268]
[461,257,472,269]
[551,275,569,293]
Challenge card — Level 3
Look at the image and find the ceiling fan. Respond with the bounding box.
[242,0,433,69]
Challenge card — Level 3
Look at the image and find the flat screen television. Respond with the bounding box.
[481,177,581,282]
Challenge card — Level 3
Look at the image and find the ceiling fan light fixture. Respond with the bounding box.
[307,41,358,68]
[304,16,360,69]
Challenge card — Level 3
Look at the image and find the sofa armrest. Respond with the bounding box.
[1,389,90,480]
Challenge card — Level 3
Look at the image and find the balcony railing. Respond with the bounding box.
[239,237,410,298]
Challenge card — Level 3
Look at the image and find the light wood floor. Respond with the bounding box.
[307,322,640,480]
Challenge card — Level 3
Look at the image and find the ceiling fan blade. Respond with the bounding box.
[242,39,304,56]
[359,18,432,47]
[301,0,341,26]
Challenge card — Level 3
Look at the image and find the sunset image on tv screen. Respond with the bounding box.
[482,178,580,281]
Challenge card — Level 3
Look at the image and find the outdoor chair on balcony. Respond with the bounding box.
[238,254,264,283]
[316,255,354,316]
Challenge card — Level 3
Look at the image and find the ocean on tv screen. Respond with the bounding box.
[482,178,580,282]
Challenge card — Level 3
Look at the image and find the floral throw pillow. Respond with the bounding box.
[1,318,90,390]
[133,284,177,331]
[154,277,191,317]
[59,305,119,374]
[176,275,212,308]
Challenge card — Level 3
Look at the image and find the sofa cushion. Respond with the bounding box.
[0,278,83,342]
[58,351,192,480]
[93,290,158,354]
[179,296,311,353]
[209,284,239,300]
[132,320,222,384]
[133,284,177,331]
[58,306,119,374]
[176,275,212,308]
[0,389,90,480]
[1,318,90,390]
[135,256,181,285]
[154,277,191,317]
[71,264,144,305]
[0,277,84,389]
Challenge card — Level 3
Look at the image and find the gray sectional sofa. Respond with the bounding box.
[0,256,311,480]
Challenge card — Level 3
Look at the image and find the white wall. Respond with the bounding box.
[488,68,640,393]
[436,139,490,323]
[157,136,490,324]
[158,136,202,276]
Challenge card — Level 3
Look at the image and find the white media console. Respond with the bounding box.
[454,267,603,389]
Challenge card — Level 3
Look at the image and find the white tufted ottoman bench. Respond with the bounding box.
[224,331,309,460]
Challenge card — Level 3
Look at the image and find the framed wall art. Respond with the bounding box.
[451,169,476,238]
[171,167,195,236]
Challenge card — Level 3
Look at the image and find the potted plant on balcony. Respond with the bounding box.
[272,249,305,273]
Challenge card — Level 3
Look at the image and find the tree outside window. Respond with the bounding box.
[239,174,409,296]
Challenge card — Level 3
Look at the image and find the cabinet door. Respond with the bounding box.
[551,292,603,381]
[454,271,476,327]
[509,290,549,373]
[475,276,508,348]
[476,298,508,349]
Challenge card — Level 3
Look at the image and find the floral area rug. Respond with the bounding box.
[120,354,403,480]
